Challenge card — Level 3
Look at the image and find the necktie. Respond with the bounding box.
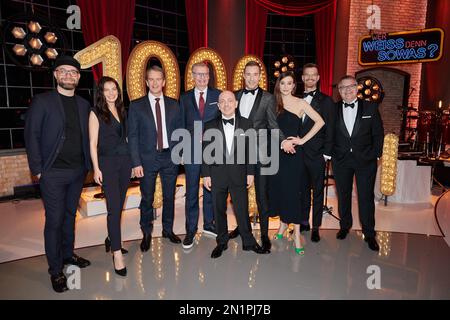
[199,91,205,118]
[222,118,234,126]
[303,90,316,98]
[344,102,355,108]
[155,98,163,151]
[243,88,257,95]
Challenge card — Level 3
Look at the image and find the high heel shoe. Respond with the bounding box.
[274,233,284,239]
[294,247,305,255]
[112,255,127,277]
[105,237,128,254]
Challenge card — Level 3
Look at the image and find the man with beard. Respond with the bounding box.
[25,55,92,293]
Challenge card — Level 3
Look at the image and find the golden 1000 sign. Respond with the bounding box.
[73,35,268,100]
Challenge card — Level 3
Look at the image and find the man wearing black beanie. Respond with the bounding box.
[24,55,92,293]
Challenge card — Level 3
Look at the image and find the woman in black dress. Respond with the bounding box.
[89,76,132,276]
[270,72,324,255]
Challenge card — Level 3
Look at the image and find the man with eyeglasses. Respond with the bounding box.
[332,75,384,251]
[24,55,92,293]
[179,62,221,249]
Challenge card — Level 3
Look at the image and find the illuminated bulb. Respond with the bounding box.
[44,32,58,44]
[357,84,363,90]
[30,54,43,65]
[12,44,27,56]
[29,37,43,49]
[45,48,58,59]
[281,66,287,72]
[282,56,288,63]
[288,61,295,69]
[365,79,372,86]
[274,71,280,78]
[372,84,379,90]
[28,21,42,33]
[11,27,26,39]
[274,61,280,68]
[364,89,371,95]
[357,93,363,99]
[372,94,379,100]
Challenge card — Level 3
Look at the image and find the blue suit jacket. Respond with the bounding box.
[128,94,182,168]
[179,87,221,163]
[24,90,92,176]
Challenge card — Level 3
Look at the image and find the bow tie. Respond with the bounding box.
[344,102,355,109]
[222,118,234,126]
[303,90,316,98]
[243,88,257,95]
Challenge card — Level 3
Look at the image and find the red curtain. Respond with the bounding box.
[77,0,135,81]
[185,0,208,52]
[246,0,268,57]
[246,0,337,96]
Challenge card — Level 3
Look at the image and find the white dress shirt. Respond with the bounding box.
[302,91,314,123]
[148,93,169,148]
[194,87,208,108]
[239,88,259,119]
[222,116,235,154]
[342,99,358,136]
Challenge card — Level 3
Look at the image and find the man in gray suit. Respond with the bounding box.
[229,61,295,252]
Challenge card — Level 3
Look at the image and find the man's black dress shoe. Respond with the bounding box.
[311,228,321,242]
[140,233,152,252]
[336,229,349,240]
[243,243,270,254]
[261,236,272,252]
[228,227,240,239]
[63,254,91,268]
[300,224,311,233]
[162,230,182,244]
[365,236,380,251]
[50,273,68,293]
[211,244,228,259]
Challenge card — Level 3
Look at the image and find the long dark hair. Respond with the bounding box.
[274,71,297,115]
[94,76,125,124]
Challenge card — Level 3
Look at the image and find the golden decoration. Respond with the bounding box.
[232,55,268,91]
[247,184,258,215]
[152,174,163,209]
[184,47,227,91]
[380,133,399,196]
[74,35,123,90]
[126,40,180,100]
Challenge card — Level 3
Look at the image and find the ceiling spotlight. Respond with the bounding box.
[274,71,280,78]
[30,54,44,66]
[274,61,280,68]
[44,32,58,44]
[45,48,58,59]
[12,44,27,56]
[357,76,384,103]
[288,62,295,69]
[29,37,43,49]
[282,56,288,64]
[28,21,42,33]
[281,66,287,72]
[11,27,26,39]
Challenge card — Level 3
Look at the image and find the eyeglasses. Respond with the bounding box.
[56,69,79,76]
[193,72,209,78]
[338,84,357,91]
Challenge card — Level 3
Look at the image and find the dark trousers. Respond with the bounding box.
[253,163,270,239]
[332,156,377,237]
[99,155,132,252]
[139,150,178,235]
[301,155,326,228]
[184,163,214,235]
[39,167,86,276]
[212,184,257,247]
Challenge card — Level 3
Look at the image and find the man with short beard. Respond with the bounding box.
[25,55,92,293]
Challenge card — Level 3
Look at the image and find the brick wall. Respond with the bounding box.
[0,153,33,197]
[346,0,428,133]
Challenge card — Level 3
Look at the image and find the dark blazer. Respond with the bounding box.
[332,99,384,166]
[235,88,285,141]
[299,91,336,159]
[128,94,182,168]
[201,115,255,187]
[24,90,92,176]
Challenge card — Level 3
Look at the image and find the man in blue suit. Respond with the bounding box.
[24,55,92,293]
[128,65,183,251]
[179,62,221,249]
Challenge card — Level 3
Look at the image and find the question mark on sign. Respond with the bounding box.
[428,44,438,58]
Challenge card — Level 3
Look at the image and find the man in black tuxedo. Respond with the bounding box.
[128,65,182,251]
[332,75,384,251]
[299,63,336,242]
[202,91,269,258]
[229,61,295,252]
[24,55,92,293]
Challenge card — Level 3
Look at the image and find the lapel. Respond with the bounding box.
[144,95,158,136]
[53,90,66,125]
[189,90,201,118]
[216,117,229,159]
[338,101,351,138]
[163,95,171,135]
[247,88,263,121]
[351,99,364,138]
[236,89,244,115]
[204,88,217,120]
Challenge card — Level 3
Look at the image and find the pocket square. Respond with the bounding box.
[209,102,218,105]
[362,115,372,119]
